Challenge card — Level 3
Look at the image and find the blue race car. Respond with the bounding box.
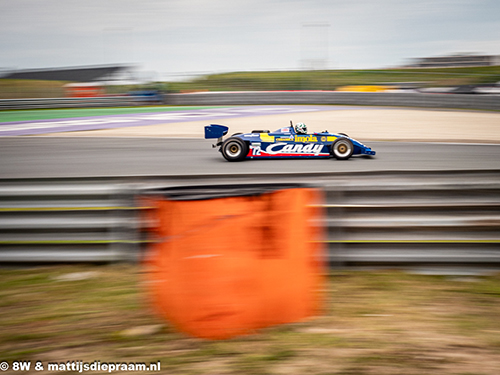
[204,121,376,162]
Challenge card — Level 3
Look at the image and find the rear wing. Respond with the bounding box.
[204,124,229,139]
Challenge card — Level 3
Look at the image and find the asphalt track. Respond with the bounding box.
[1,137,500,179]
[1,105,499,178]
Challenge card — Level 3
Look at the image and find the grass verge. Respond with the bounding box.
[0,265,499,375]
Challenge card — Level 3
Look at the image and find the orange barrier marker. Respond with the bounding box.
[142,187,326,339]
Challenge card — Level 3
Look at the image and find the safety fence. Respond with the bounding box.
[0,170,499,269]
[0,180,140,263]
[0,96,140,110]
[0,92,499,110]
[167,91,500,111]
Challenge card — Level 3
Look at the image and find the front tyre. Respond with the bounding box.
[331,138,354,160]
[221,137,248,162]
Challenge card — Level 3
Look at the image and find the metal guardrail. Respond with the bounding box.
[167,91,500,111]
[0,92,499,110]
[0,170,499,268]
[0,180,140,263]
[317,170,500,269]
[0,96,142,110]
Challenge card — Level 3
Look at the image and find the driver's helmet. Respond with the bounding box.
[295,122,307,134]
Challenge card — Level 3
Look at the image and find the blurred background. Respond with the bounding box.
[1,0,500,98]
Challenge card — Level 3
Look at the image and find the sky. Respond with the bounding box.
[1,0,499,81]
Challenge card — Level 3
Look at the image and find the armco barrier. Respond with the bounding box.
[142,184,324,339]
[317,170,500,269]
[0,180,140,263]
[0,92,499,110]
[0,170,499,270]
[0,96,141,110]
[167,91,500,111]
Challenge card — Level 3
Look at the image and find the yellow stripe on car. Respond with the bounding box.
[260,134,275,142]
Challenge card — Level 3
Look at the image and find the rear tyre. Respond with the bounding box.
[221,138,248,162]
[331,138,354,160]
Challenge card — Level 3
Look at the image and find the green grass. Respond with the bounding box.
[0,105,229,122]
[166,66,500,92]
[0,79,68,99]
[0,265,499,374]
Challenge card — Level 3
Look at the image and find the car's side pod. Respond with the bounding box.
[205,124,229,148]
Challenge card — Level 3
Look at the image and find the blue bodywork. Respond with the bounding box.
[205,123,376,160]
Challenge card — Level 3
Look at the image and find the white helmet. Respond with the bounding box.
[295,122,307,134]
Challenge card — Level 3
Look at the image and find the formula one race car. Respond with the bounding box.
[204,121,376,162]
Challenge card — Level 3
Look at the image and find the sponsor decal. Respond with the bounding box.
[260,134,275,142]
[321,136,327,142]
[295,135,318,142]
[251,142,327,156]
